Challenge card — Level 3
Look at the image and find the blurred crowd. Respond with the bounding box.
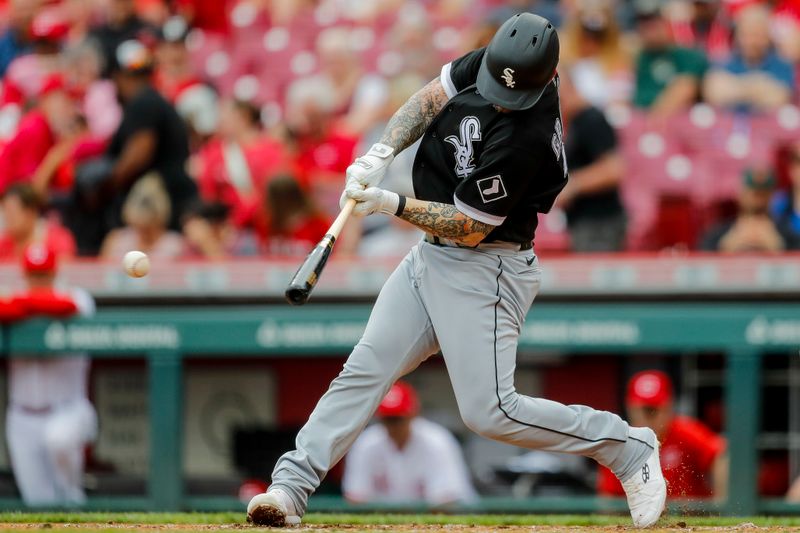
[1,0,800,262]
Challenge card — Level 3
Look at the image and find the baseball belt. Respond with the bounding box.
[424,233,532,251]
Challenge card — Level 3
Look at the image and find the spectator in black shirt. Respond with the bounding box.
[557,73,627,252]
[88,0,153,77]
[107,40,197,229]
[68,39,197,256]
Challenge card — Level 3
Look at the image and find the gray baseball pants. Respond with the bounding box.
[270,241,654,514]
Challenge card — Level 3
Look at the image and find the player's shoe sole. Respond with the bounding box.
[247,491,301,527]
[621,429,667,528]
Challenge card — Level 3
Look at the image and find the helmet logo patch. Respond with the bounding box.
[501,68,516,88]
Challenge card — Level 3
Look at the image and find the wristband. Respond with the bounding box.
[394,195,407,217]
[366,143,395,159]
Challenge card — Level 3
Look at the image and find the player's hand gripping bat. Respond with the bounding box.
[284,198,356,305]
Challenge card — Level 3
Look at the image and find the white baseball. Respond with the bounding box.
[123,250,150,278]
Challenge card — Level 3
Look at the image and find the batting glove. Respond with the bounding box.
[339,176,367,210]
[346,143,395,188]
[347,186,400,217]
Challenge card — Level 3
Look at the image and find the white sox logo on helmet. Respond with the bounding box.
[445,116,482,178]
[501,68,515,88]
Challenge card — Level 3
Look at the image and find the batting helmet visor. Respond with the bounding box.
[476,13,560,110]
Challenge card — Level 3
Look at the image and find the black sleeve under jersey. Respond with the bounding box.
[440,48,486,97]
[452,136,537,226]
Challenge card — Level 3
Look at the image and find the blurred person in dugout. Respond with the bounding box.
[556,72,626,252]
[598,370,728,500]
[0,244,97,505]
[704,4,795,113]
[700,169,800,252]
[0,183,76,259]
[342,381,477,506]
[632,0,708,118]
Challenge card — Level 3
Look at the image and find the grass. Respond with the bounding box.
[0,513,799,532]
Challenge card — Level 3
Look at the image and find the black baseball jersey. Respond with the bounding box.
[412,48,568,245]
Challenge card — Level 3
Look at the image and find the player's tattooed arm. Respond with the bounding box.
[378,78,449,153]
[399,198,494,247]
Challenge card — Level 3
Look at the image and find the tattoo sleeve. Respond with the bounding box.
[378,78,449,153]
[399,198,495,247]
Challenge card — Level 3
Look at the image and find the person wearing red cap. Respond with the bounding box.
[0,0,37,78]
[3,5,69,104]
[3,243,97,505]
[342,381,477,506]
[597,370,728,499]
[0,73,85,196]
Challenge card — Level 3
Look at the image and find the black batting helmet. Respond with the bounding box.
[476,13,560,111]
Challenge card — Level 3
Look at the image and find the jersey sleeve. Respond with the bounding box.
[453,140,535,226]
[440,48,486,99]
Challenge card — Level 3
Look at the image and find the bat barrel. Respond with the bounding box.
[283,235,335,306]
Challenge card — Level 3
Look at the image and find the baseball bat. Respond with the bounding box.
[284,198,356,306]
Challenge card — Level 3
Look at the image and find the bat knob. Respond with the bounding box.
[285,286,309,306]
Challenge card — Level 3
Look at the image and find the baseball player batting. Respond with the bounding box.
[248,13,666,528]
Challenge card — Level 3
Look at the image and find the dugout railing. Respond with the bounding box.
[1,301,799,515]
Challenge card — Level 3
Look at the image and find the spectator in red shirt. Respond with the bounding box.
[0,75,80,195]
[261,175,329,256]
[284,77,358,218]
[597,370,728,499]
[196,99,288,233]
[0,183,76,260]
